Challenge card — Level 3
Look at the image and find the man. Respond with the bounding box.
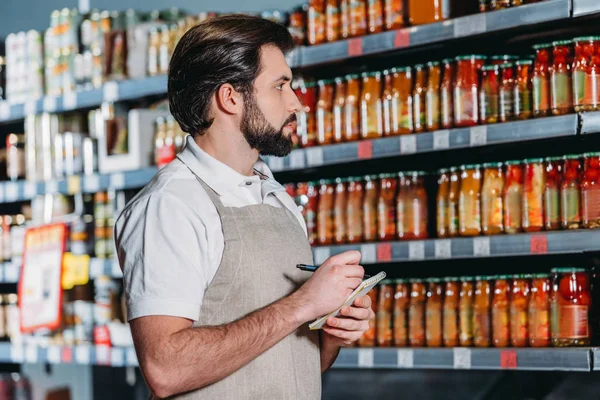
[114,14,374,399]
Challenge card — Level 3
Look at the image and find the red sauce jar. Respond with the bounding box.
[454,55,486,127]
[573,36,600,112]
[551,40,574,115]
[317,79,335,145]
[499,62,515,123]
[306,181,319,245]
[510,274,530,348]
[551,267,591,347]
[294,80,317,148]
[440,58,455,129]
[532,43,552,118]
[581,152,600,229]
[514,59,534,120]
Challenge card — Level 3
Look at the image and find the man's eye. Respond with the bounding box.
[275,84,284,91]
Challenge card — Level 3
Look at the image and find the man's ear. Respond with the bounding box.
[214,83,243,115]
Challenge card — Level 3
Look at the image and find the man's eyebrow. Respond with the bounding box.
[273,75,292,83]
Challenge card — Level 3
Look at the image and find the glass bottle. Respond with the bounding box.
[359,286,379,346]
[396,172,407,240]
[377,280,395,347]
[510,275,530,347]
[333,177,348,244]
[492,276,511,347]
[479,64,500,124]
[363,175,379,242]
[499,62,516,122]
[454,55,487,127]
[561,155,582,230]
[403,171,428,240]
[408,0,449,25]
[348,0,368,37]
[443,278,460,347]
[437,169,450,238]
[481,162,504,235]
[409,279,426,347]
[551,267,591,347]
[529,273,551,347]
[412,64,427,133]
[344,74,361,142]
[551,40,574,115]
[347,177,365,243]
[295,80,318,148]
[382,70,394,137]
[317,179,335,245]
[459,164,482,237]
[572,37,588,112]
[544,156,562,231]
[391,66,414,134]
[504,160,524,234]
[440,58,455,129]
[515,59,533,120]
[306,181,319,245]
[393,279,410,346]
[361,72,384,140]
[317,79,335,145]
[377,173,397,241]
[426,61,441,131]
[367,0,384,34]
[459,277,474,347]
[325,0,340,42]
[532,43,552,118]
[448,167,461,237]
[425,278,443,347]
[522,158,546,232]
[473,276,492,348]
[333,77,346,143]
[573,37,600,112]
[308,0,326,45]
[581,152,600,229]
[384,0,405,30]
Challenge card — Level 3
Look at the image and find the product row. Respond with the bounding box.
[358,268,592,348]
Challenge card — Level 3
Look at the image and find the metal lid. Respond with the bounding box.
[551,267,587,273]
[532,43,552,50]
[409,278,423,283]
[496,275,511,280]
[449,166,459,172]
[442,58,455,63]
[345,73,360,80]
[545,156,563,162]
[413,64,426,69]
[482,162,503,168]
[317,79,335,85]
[379,173,396,179]
[461,164,481,170]
[395,278,408,284]
[335,76,344,84]
[362,71,381,78]
[444,277,459,281]
[348,176,364,182]
[381,279,395,285]
[426,277,442,283]
[335,177,348,184]
[516,59,534,66]
[394,66,412,72]
[491,55,519,61]
[505,160,522,166]
[532,273,551,279]
[427,61,440,67]
[438,168,449,174]
[455,55,487,60]
[552,40,573,46]
[307,181,319,186]
[523,158,544,163]
[318,179,335,185]
[481,65,500,72]
[573,36,600,42]
[363,174,379,181]
[460,276,474,282]
[499,62,515,68]
[583,152,600,157]
[563,154,582,160]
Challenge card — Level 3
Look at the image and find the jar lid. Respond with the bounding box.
[318,179,335,185]
[334,76,344,84]
[460,276,474,282]
[505,160,522,165]
[438,168,449,174]
[426,277,442,283]
[455,55,487,60]
[335,177,348,184]
[449,166,459,172]
[552,39,573,46]
[496,275,510,280]
[395,278,407,284]
[474,275,489,281]
[427,61,440,67]
[499,62,515,68]
[304,81,317,88]
[349,176,364,182]
[482,162,503,168]
[573,36,600,42]
[563,154,582,160]
[481,65,499,72]
[381,279,395,285]
[394,66,412,72]
[516,59,534,66]
[583,152,600,157]
[382,69,391,75]
[345,73,360,80]
[551,267,587,273]
[523,158,544,163]
[461,164,481,170]
[409,278,423,283]
[413,63,426,69]
[317,79,335,85]
[545,156,563,162]
[362,71,381,78]
[442,58,455,63]
[532,43,552,50]
[409,171,427,176]
[510,274,529,279]
[532,273,550,279]
[379,173,396,179]
[444,277,459,281]
[364,174,379,181]
[308,180,319,186]
[491,55,519,61]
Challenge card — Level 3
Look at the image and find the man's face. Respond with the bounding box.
[240,45,301,157]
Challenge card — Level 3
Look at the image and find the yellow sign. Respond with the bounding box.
[62,252,90,289]
[67,176,81,195]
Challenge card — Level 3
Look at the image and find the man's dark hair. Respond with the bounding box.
[168,14,294,135]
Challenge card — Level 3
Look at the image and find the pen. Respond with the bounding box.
[296,264,371,279]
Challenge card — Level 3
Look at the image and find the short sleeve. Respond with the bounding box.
[114,193,209,322]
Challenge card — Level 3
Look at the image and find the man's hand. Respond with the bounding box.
[322,294,375,346]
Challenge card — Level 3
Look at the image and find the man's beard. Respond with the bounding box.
[241,93,295,157]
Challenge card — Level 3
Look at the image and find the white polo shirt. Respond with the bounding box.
[114,135,305,322]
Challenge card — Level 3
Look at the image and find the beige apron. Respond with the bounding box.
[168,175,321,399]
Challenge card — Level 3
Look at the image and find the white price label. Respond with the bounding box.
[454,14,486,38]
[473,237,491,257]
[0,102,10,120]
[25,344,38,363]
[24,182,37,198]
[4,263,19,283]
[408,241,425,260]
[400,135,417,154]
[433,130,450,150]
[111,260,123,278]
[469,126,487,146]
[63,91,78,110]
[84,175,101,193]
[24,100,37,116]
[289,150,305,170]
[360,243,377,264]
[96,346,111,365]
[103,82,119,102]
[268,157,285,172]
[313,247,331,265]
[5,183,18,202]
[47,345,61,364]
[358,349,374,368]
[110,173,125,189]
[126,347,138,367]
[46,181,59,194]
[305,148,324,167]
[89,258,104,279]
[397,349,414,368]
[111,348,125,367]
[434,239,452,259]
[11,344,24,363]
[75,345,91,365]
[453,348,472,369]
[43,96,57,112]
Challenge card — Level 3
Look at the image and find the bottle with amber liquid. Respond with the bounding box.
[361,72,384,140]
[333,177,348,244]
[443,278,460,347]
[346,177,364,243]
[377,173,397,241]
[412,64,427,133]
[363,175,379,242]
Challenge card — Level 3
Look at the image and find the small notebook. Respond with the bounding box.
[309,271,387,330]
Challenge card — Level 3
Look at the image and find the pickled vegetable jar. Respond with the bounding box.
[459,277,474,347]
[473,276,492,348]
[448,167,461,237]
[367,0,384,34]
[454,55,486,127]
[344,74,361,142]
[317,179,335,245]
[426,61,442,131]
[561,155,581,230]
[295,80,317,147]
[377,279,394,347]
[377,173,397,241]
[347,0,367,38]
[459,164,482,237]
[481,162,504,235]
[361,72,384,140]
[515,59,533,120]
[409,279,426,347]
[522,158,545,232]
[325,0,340,42]
[441,58,455,129]
[425,278,443,347]
[479,64,500,124]
[391,66,414,134]
[492,276,511,347]
[551,267,591,346]
[333,177,348,244]
[504,160,524,234]
[384,0,405,30]
[443,278,460,347]
[393,279,410,346]
[308,0,326,45]
[437,169,450,238]
[551,40,574,115]
[544,156,562,231]
[403,171,428,240]
[317,79,334,145]
[529,273,551,347]
[359,285,379,346]
[499,62,516,122]
[346,177,365,243]
[306,181,319,245]
[532,43,552,117]
[581,152,600,229]
[363,175,379,241]
[573,37,600,112]
[413,64,427,133]
[333,77,346,143]
[510,274,530,347]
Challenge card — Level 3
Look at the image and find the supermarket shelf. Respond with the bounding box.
[311,230,600,265]
[333,347,593,371]
[297,0,571,68]
[267,114,579,173]
[0,167,157,204]
[592,348,600,370]
[578,111,600,135]
[0,75,168,124]
[573,0,600,17]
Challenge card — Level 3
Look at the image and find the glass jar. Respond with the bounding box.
[403,171,428,240]
[325,0,340,42]
[529,273,551,347]
[572,37,600,112]
[391,66,414,135]
[441,58,455,129]
[384,0,405,30]
[561,154,582,229]
[409,279,427,347]
[481,162,504,235]
[361,72,384,140]
[459,164,482,237]
[582,152,600,229]
[363,175,379,242]
[396,172,407,240]
[308,0,326,45]
[499,62,516,122]
[492,276,511,347]
[504,160,524,234]
[426,278,443,347]
[510,274,530,347]
[479,0,491,12]
[473,276,492,348]
[347,177,365,243]
[333,77,346,143]
[491,55,519,65]
[479,64,500,124]
[544,156,562,231]
[377,279,394,347]
[522,158,546,232]
[359,285,379,347]
[382,70,394,137]
[437,168,450,238]
[454,55,487,127]
[459,277,474,347]
[367,0,384,34]
[426,61,442,131]
[340,0,350,39]
[532,43,552,118]
[306,181,319,245]
[413,64,427,133]
[551,267,591,346]
[551,40,574,115]
[572,37,587,112]
[393,279,410,346]
[344,74,361,142]
[515,60,533,120]
[295,81,318,147]
[333,177,348,244]
[443,278,460,347]
[317,79,335,145]
[408,0,449,25]
[317,179,335,245]
[378,173,397,241]
[347,0,368,37]
[448,167,461,237]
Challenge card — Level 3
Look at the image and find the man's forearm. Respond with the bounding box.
[319,332,341,373]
